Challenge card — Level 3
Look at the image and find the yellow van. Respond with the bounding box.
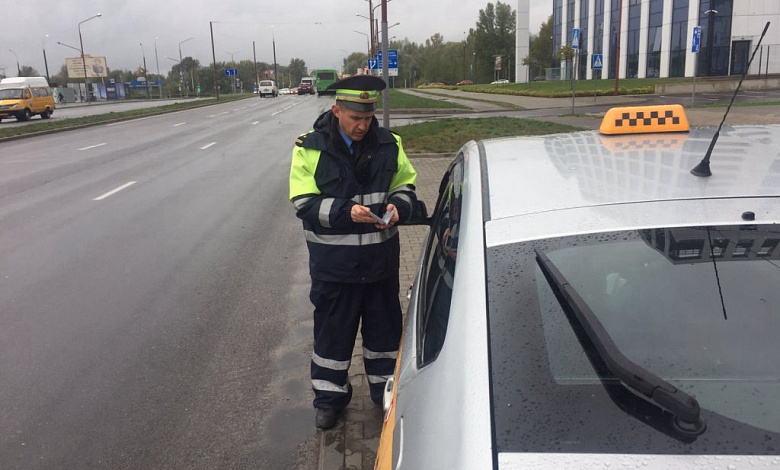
[0,77,56,122]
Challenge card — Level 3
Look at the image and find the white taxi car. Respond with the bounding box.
[376,105,780,469]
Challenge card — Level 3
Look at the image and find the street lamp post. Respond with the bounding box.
[140,42,150,99]
[78,13,102,104]
[271,26,278,87]
[154,37,161,99]
[352,30,371,71]
[178,37,194,97]
[363,0,375,56]
[613,0,621,95]
[42,35,51,83]
[9,49,21,76]
[380,0,390,127]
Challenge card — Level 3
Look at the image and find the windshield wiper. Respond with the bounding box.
[535,249,706,438]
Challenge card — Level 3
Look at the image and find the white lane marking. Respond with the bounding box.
[201,142,217,150]
[209,111,229,117]
[252,121,260,125]
[79,143,107,151]
[106,115,157,126]
[93,181,137,201]
[271,100,303,116]
[173,122,187,127]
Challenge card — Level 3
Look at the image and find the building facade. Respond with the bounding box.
[551,0,780,80]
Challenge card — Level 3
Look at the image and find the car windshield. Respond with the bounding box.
[0,88,24,99]
[488,224,780,454]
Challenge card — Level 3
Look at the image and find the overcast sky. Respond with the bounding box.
[2,0,550,79]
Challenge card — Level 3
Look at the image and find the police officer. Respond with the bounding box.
[289,75,418,429]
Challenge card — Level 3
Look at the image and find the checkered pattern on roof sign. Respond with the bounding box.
[599,105,690,135]
[615,110,681,128]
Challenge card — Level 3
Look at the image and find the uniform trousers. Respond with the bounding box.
[309,277,403,410]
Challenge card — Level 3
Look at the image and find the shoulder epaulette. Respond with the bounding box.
[295,130,315,147]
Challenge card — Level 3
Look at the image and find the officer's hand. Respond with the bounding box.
[351,204,376,223]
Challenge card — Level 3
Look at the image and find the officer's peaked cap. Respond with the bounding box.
[327,75,386,112]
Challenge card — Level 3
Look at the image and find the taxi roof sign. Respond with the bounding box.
[600,105,690,135]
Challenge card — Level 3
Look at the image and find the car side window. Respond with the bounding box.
[417,156,463,367]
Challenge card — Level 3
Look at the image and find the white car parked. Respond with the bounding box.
[376,104,780,470]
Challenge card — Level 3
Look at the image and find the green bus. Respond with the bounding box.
[313,69,339,95]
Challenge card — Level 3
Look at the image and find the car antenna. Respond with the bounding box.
[691,21,771,177]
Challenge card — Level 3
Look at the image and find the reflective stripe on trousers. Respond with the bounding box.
[309,277,402,409]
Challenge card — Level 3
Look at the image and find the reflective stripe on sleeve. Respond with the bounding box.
[319,198,334,228]
[293,196,313,211]
[389,184,415,195]
[355,191,388,206]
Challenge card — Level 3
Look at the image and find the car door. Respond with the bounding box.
[390,145,493,469]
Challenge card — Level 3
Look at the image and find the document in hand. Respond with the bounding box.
[369,209,395,225]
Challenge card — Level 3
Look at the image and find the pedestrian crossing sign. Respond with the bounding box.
[592,54,604,70]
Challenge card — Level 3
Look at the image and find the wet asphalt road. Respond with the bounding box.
[0,94,330,469]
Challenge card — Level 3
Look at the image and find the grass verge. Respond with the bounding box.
[392,117,584,154]
[379,89,469,109]
[0,95,249,141]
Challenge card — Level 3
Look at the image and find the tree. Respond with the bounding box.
[343,52,369,77]
[524,15,554,80]
[286,58,308,85]
[557,45,575,80]
[474,1,516,83]
[20,65,40,77]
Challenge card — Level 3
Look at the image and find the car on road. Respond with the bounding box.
[375,105,780,469]
[0,76,55,122]
[456,79,474,86]
[257,80,278,97]
[490,78,510,84]
[297,77,315,95]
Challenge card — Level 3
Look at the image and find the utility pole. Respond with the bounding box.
[210,22,219,100]
[381,0,389,127]
[614,0,622,95]
[253,40,258,92]
[140,43,150,99]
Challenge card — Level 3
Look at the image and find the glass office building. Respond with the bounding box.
[549,0,780,80]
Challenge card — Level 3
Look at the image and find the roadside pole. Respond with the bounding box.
[593,54,603,102]
[571,28,580,115]
[692,25,701,105]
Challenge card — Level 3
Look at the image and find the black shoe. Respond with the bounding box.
[315,408,341,430]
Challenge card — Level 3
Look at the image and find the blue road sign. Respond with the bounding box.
[224,68,238,76]
[572,28,580,50]
[388,49,398,69]
[692,26,701,53]
[592,54,603,70]
[368,58,378,70]
[372,49,399,69]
